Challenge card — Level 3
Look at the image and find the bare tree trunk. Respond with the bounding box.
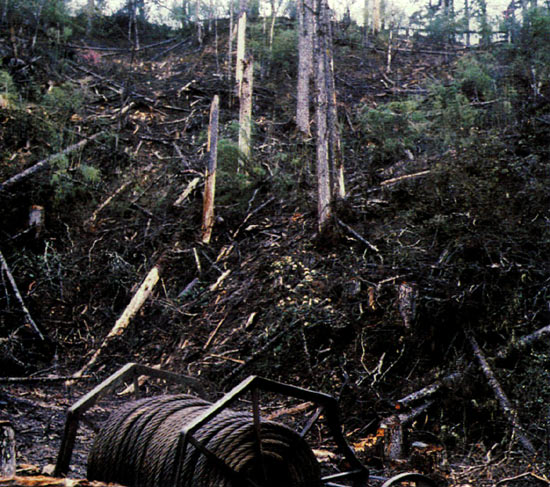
[313,0,331,231]
[323,7,345,200]
[31,0,48,50]
[239,56,253,164]
[195,0,203,44]
[268,0,281,51]
[362,0,370,45]
[86,0,95,36]
[235,0,248,94]
[227,0,235,84]
[372,0,381,34]
[202,95,220,244]
[296,0,313,136]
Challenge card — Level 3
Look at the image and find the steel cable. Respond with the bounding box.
[88,394,321,487]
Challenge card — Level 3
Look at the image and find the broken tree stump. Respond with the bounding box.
[0,422,15,479]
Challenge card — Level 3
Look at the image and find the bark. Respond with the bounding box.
[296,0,313,135]
[201,95,220,244]
[372,0,381,34]
[379,401,433,460]
[268,0,281,51]
[468,333,536,454]
[227,0,235,83]
[313,0,331,231]
[235,0,248,94]
[323,7,345,200]
[238,56,253,163]
[0,422,15,479]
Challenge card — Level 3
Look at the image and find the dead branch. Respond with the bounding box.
[401,321,550,408]
[72,265,161,379]
[0,375,90,384]
[68,37,178,53]
[380,170,431,187]
[496,323,550,360]
[397,369,468,408]
[87,181,130,225]
[0,250,46,341]
[173,176,201,207]
[468,333,536,454]
[336,218,379,253]
[495,471,550,485]
[0,133,104,192]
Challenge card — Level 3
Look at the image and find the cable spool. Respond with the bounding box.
[87,394,322,487]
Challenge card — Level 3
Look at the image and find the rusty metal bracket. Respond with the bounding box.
[54,362,205,476]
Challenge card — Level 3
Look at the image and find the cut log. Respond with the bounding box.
[72,265,160,379]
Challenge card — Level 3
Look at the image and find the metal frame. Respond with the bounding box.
[54,362,206,476]
[55,363,438,487]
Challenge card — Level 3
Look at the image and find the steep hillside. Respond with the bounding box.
[1,15,550,486]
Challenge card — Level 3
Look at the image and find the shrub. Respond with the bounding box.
[357,99,428,163]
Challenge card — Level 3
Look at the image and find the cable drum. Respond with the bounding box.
[87,394,322,487]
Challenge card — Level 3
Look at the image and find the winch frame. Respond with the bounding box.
[55,363,438,487]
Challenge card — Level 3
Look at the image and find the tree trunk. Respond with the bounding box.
[201,95,220,244]
[235,0,248,94]
[313,0,331,231]
[86,0,95,36]
[227,0,235,83]
[238,57,253,164]
[372,0,381,34]
[296,0,313,136]
[323,6,345,200]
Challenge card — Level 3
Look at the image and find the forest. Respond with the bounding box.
[1,0,550,485]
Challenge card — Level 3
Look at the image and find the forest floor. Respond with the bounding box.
[1,21,550,487]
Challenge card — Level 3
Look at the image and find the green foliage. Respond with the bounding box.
[427,82,479,147]
[455,54,496,101]
[358,99,428,163]
[249,26,297,79]
[425,12,460,45]
[0,70,18,106]
[50,154,101,203]
[41,82,87,122]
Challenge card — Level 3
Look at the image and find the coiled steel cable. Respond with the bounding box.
[88,394,321,487]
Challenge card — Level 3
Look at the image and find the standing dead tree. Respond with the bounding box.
[238,56,253,163]
[202,95,220,244]
[312,0,345,231]
[296,0,313,136]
